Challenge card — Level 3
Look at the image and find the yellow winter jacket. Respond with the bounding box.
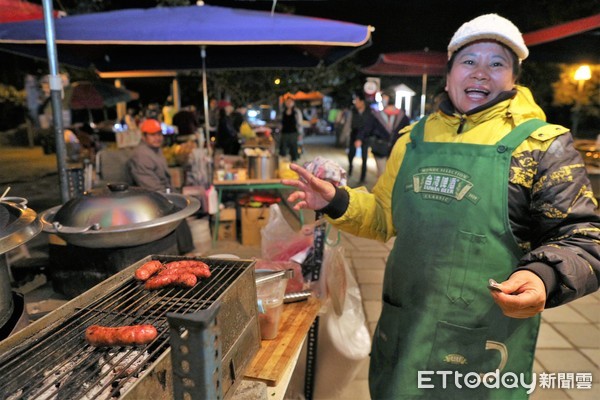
[329,86,569,241]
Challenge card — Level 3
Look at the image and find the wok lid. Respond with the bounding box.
[0,200,41,255]
[53,183,176,229]
[39,184,200,248]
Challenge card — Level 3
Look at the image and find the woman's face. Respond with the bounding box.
[445,41,516,114]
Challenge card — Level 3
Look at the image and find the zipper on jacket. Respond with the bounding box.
[457,115,467,134]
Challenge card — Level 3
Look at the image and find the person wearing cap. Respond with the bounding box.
[128,118,195,254]
[283,14,599,399]
[128,118,171,192]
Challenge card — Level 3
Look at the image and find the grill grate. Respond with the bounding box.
[0,257,254,400]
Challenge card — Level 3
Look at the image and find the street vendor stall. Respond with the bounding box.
[0,4,373,203]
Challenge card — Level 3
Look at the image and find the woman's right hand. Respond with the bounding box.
[281,163,336,211]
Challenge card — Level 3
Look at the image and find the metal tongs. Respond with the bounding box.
[255,268,294,285]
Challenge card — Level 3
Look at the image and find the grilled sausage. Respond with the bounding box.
[144,272,197,290]
[134,260,164,281]
[158,264,211,279]
[163,260,211,278]
[85,324,158,347]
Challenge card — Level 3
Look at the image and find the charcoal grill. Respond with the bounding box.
[0,255,260,399]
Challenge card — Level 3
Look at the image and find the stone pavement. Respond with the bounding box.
[1,136,598,399]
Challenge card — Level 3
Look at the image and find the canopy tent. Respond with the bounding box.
[281,91,325,102]
[0,0,63,23]
[63,81,139,122]
[0,3,373,201]
[524,13,600,63]
[361,50,447,117]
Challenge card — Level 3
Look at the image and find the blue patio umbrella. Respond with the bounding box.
[0,4,373,71]
[0,4,373,201]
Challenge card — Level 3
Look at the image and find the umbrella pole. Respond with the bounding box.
[42,0,69,203]
[200,46,214,187]
[420,73,428,118]
[201,46,211,157]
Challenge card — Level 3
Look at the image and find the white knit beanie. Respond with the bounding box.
[447,14,529,62]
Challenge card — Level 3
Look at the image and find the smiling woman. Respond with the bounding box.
[446,42,517,114]
[281,12,600,400]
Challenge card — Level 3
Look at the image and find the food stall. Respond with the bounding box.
[0,252,322,399]
[0,188,322,399]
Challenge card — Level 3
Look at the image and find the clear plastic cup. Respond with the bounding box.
[256,271,289,340]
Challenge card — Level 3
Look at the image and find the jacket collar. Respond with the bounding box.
[434,86,546,133]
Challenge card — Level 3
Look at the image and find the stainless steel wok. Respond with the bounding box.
[39,184,200,248]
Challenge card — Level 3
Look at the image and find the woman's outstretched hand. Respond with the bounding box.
[281,163,336,211]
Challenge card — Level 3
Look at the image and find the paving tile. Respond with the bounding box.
[368,321,377,336]
[535,349,599,379]
[344,236,386,250]
[580,348,600,368]
[529,388,571,400]
[355,357,370,380]
[362,300,382,323]
[568,294,599,304]
[533,359,544,374]
[358,283,383,301]
[345,251,389,263]
[536,323,573,349]
[542,305,589,323]
[337,378,370,400]
[563,385,600,399]
[354,269,384,284]
[552,323,599,348]
[569,303,600,324]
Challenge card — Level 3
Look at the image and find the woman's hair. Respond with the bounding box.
[446,42,521,81]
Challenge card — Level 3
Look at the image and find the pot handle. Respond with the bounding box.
[50,221,102,233]
[107,183,129,192]
[39,206,101,233]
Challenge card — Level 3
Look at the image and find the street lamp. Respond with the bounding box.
[572,65,591,137]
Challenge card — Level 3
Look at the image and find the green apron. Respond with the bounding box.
[369,118,546,399]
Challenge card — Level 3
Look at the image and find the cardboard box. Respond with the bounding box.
[241,206,270,246]
[216,207,237,241]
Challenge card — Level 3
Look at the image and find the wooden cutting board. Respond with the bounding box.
[244,297,321,386]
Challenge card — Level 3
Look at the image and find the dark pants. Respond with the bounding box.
[348,140,369,181]
[279,132,299,162]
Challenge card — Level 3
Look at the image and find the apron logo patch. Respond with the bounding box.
[443,353,468,365]
[407,167,479,204]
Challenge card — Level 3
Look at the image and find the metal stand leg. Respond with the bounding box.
[304,316,320,400]
[303,211,326,400]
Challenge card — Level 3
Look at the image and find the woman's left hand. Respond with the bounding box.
[489,270,547,318]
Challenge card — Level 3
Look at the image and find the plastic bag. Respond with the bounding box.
[260,204,313,262]
[322,244,347,316]
[323,252,371,359]
[285,242,372,399]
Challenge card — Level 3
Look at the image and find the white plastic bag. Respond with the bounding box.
[312,250,372,398]
[323,247,371,359]
[285,243,372,400]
